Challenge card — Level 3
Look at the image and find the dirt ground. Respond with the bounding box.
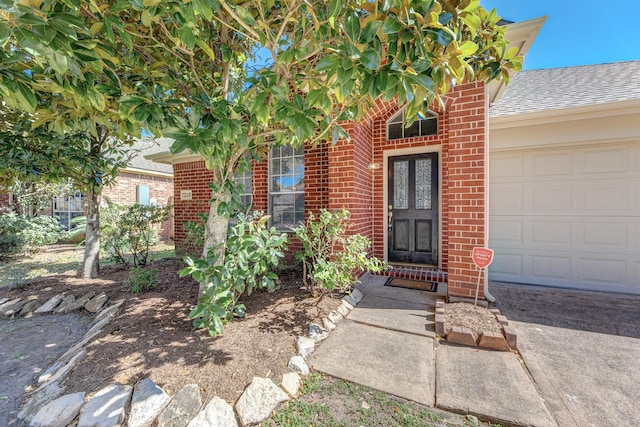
[0,313,92,426]
[0,257,343,412]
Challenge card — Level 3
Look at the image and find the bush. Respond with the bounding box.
[180,213,288,336]
[294,209,388,296]
[0,213,63,258]
[127,267,158,293]
[101,200,170,267]
[182,212,208,255]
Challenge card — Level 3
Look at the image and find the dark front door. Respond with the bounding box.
[388,153,439,265]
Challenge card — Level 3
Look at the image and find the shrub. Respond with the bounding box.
[180,213,288,336]
[0,213,63,258]
[101,199,170,267]
[127,267,158,293]
[182,212,208,255]
[294,209,388,296]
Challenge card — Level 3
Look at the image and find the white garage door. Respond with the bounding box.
[489,141,640,294]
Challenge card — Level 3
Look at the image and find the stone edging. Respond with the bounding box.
[434,300,518,351]
[17,288,366,426]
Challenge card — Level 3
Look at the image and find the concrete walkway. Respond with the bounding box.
[490,283,640,427]
[309,275,556,426]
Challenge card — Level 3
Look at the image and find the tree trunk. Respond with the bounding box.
[82,187,101,278]
[200,188,231,295]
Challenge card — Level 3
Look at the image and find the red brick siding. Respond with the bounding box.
[445,82,487,298]
[172,160,214,255]
[102,171,174,240]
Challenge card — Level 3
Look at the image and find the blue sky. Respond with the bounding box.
[481,0,640,70]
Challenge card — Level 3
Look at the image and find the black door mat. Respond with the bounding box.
[385,277,438,292]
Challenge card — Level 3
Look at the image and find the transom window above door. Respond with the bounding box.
[387,108,438,140]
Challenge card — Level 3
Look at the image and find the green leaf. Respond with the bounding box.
[360,48,381,70]
[360,20,382,44]
[0,23,9,46]
[234,304,246,318]
[382,15,402,34]
[13,28,44,56]
[178,27,196,50]
[315,55,339,72]
[461,12,481,33]
[344,12,360,42]
[458,40,478,56]
[234,5,256,27]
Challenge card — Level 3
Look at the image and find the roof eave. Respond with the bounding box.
[145,150,203,165]
[489,98,640,129]
[488,15,548,104]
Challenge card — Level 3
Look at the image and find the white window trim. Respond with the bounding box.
[268,145,305,230]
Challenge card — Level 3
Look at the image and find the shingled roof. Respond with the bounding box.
[126,137,173,175]
[489,61,640,118]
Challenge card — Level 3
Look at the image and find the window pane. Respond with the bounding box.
[393,161,409,209]
[415,158,432,210]
[270,158,280,175]
[137,185,150,206]
[388,123,402,140]
[404,121,419,138]
[421,117,438,135]
[269,144,304,229]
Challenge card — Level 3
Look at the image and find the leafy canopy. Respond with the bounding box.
[0,0,521,175]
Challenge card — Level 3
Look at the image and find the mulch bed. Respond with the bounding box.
[0,259,342,403]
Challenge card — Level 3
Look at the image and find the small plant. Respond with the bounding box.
[294,209,388,296]
[126,267,158,293]
[101,199,170,267]
[180,212,288,336]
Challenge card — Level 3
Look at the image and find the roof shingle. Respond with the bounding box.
[489,61,640,117]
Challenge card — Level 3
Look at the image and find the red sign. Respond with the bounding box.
[472,247,494,269]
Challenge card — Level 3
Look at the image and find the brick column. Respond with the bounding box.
[446,82,487,298]
[327,119,375,241]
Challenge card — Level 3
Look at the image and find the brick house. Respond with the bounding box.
[9,137,176,239]
[149,18,545,299]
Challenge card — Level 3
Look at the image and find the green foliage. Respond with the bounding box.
[182,212,208,255]
[180,213,288,336]
[101,199,170,267]
[126,267,158,293]
[0,213,63,258]
[0,178,74,218]
[1,0,521,263]
[294,209,387,295]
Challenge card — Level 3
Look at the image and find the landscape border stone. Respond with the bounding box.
[436,304,518,351]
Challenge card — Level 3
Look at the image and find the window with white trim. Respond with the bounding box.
[269,145,304,229]
[53,191,84,231]
[387,108,438,140]
[233,168,252,212]
[137,185,150,206]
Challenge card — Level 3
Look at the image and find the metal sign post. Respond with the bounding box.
[472,247,494,306]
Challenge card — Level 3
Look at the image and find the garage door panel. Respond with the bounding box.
[579,221,629,249]
[490,187,524,211]
[490,253,523,278]
[531,187,572,211]
[489,218,524,245]
[491,154,524,178]
[531,255,572,280]
[579,184,629,213]
[576,258,627,285]
[530,220,572,246]
[531,151,573,176]
[580,147,629,174]
[490,141,640,295]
